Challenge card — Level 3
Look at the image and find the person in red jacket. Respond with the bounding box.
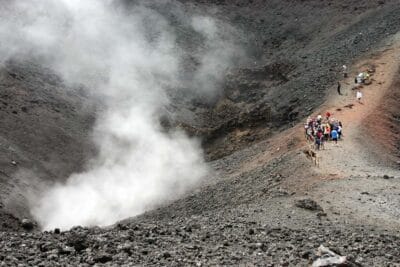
[325,111,331,120]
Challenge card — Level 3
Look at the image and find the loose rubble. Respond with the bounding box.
[1,219,400,266]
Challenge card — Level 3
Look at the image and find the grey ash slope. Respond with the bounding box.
[0,60,98,223]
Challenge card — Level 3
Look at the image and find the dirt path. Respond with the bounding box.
[316,44,400,178]
[232,43,400,180]
[304,41,400,230]
[220,38,400,231]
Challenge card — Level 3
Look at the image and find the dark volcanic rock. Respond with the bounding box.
[66,233,88,253]
[21,218,35,231]
[295,199,323,211]
[93,252,113,263]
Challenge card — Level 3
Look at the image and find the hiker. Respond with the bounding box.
[337,124,342,139]
[306,126,314,142]
[331,128,338,144]
[315,129,323,150]
[305,124,312,141]
[338,121,343,138]
[324,123,330,140]
[342,65,348,78]
[337,82,342,95]
[356,73,364,84]
[325,111,331,120]
[356,90,362,103]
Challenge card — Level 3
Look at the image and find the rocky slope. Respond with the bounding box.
[1,0,400,266]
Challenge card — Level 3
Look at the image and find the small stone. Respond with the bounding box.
[58,246,75,255]
[21,219,35,231]
[54,228,60,234]
[93,253,112,263]
[385,254,393,260]
[295,199,323,211]
[301,250,312,259]
[66,233,88,252]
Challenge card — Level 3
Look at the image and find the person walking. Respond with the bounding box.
[356,90,362,103]
[337,82,342,95]
[315,130,323,150]
[342,65,348,78]
[331,128,338,145]
[325,111,331,120]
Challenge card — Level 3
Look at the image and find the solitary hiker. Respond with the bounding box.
[342,65,348,78]
[337,82,342,95]
[356,90,362,103]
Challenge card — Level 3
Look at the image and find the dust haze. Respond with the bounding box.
[0,0,241,229]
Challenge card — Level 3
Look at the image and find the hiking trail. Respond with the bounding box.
[316,44,400,178]
[303,40,400,230]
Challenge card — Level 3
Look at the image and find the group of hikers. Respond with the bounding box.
[304,112,342,150]
[303,64,374,151]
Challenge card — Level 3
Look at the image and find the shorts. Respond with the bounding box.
[332,138,338,142]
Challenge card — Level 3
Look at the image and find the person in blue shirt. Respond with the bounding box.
[331,129,338,144]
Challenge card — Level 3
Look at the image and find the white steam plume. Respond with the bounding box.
[0,0,239,230]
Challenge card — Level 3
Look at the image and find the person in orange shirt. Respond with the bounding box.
[324,123,331,141]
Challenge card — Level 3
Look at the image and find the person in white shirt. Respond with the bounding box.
[356,90,362,103]
[342,65,348,78]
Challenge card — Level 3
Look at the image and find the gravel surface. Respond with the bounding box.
[1,217,400,266]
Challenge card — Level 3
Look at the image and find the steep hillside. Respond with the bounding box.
[0,0,400,266]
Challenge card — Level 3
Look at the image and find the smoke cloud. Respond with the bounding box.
[0,0,240,229]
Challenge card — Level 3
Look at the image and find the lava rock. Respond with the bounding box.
[58,245,75,255]
[295,199,323,211]
[93,252,113,263]
[66,233,88,252]
[21,219,35,231]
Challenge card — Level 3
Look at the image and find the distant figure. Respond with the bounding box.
[357,73,364,84]
[337,82,342,95]
[356,90,363,103]
[324,123,331,141]
[317,114,322,123]
[315,130,323,150]
[325,111,331,120]
[331,129,338,144]
[342,65,348,78]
